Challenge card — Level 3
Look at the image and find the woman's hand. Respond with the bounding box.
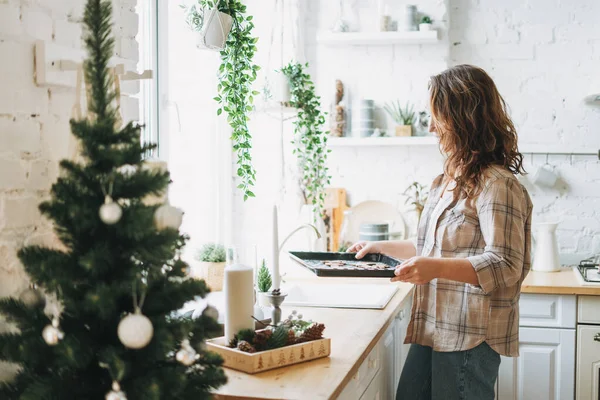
[391,256,439,284]
[347,241,381,259]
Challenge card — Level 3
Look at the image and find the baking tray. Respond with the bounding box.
[288,251,403,278]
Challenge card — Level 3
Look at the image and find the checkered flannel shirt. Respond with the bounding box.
[405,165,533,357]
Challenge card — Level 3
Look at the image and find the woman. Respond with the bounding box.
[349,65,532,400]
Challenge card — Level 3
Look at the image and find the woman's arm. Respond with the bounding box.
[348,240,417,260]
[391,257,478,285]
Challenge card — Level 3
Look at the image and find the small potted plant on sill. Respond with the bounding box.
[384,100,416,137]
[419,15,433,31]
[193,243,226,291]
[256,259,272,307]
[182,1,233,50]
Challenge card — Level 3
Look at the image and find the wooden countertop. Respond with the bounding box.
[522,268,600,295]
[213,278,414,400]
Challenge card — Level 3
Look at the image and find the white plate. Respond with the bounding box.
[345,200,406,243]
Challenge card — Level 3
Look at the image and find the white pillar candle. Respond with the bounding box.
[272,205,280,290]
[223,263,254,342]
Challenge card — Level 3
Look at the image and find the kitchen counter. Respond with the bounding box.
[212,278,414,400]
[522,268,600,295]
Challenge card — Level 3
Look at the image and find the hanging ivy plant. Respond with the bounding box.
[184,0,260,201]
[281,62,331,213]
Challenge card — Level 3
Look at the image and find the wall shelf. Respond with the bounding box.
[316,31,439,46]
[328,136,438,147]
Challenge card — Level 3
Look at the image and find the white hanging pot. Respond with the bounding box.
[273,72,291,104]
[196,8,233,51]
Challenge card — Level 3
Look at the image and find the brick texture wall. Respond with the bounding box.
[0,0,139,379]
[231,0,600,257]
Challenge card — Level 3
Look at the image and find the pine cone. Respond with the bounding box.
[286,329,297,346]
[253,329,273,351]
[298,323,325,343]
[335,80,344,104]
[237,340,256,353]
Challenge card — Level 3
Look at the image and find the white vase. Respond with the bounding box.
[256,291,271,308]
[532,222,561,272]
[273,72,291,104]
[196,9,233,51]
[419,23,432,31]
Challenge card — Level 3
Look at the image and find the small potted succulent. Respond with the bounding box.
[256,259,272,307]
[193,243,226,291]
[182,1,233,51]
[419,15,433,31]
[384,100,416,137]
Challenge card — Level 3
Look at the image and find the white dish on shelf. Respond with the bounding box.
[345,200,407,243]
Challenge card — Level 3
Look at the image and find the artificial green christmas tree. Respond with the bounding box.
[0,0,226,398]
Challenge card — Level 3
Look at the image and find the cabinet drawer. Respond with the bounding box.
[337,342,381,400]
[519,293,576,328]
[578,296,600,324]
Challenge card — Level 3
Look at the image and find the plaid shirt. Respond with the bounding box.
[405,165,533,357]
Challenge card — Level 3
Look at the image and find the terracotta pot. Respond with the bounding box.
[395,125,413,137]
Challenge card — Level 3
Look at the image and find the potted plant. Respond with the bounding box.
[419,15,433,31]
[281,62,331,215]
[256,259,272,307]
[404,182,429,223]
[182,2,233,50]
[384,100,416,137]
[193,243,226,291]
[184,0,259,201]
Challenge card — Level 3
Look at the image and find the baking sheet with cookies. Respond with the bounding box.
[288,251,403,278]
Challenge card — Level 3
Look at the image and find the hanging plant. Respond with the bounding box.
[183,0,260,201]
[281,62,331,213]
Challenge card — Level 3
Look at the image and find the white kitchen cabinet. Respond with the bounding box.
[360,369,384,400]
[338,295,412,399]
[381,322,396,400]
[498,327,575,400]
[576,325,600,400]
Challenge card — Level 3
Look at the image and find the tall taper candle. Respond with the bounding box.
[272,205,280,290]
[223,263,254,342]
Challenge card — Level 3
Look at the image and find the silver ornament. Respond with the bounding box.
[154,204,183,230]
[42,317,64,346]
[175,339,198,366]
[116,164,137,177]
[117,311,153,349]
[202,305,219,321]
[19,286,46,309]
[99,196,122,225]
[105,381,127,400]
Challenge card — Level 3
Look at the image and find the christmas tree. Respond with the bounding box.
[0,0,226,398]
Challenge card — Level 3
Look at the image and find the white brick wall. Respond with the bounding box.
[0,0,140,310]
[233,0,600,257]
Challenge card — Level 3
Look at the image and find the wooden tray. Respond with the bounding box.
[289,251,402,278]
[206,336,331,374]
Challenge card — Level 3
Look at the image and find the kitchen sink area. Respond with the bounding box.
[284,282,398,309]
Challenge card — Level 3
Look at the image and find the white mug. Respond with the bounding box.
[533,165,558,188]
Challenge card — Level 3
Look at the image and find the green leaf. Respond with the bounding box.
[217,108,223,116]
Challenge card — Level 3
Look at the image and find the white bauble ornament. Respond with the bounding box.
[202,305,219,321]
[154,204,183,230]
[42,318,64,346]
[175,339,198,366]
[117,164,137,177]
[117,312,153,349]
[99,196,122,225]
[19,286,46,309]
[106,381,127,400]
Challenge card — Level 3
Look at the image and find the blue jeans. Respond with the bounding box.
[396,342,500,400]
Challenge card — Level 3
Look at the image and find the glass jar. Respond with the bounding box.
[338,209,354,252]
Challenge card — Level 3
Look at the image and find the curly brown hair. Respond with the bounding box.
[429,64,525,198]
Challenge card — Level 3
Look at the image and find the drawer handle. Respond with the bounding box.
[594,333,600,342]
